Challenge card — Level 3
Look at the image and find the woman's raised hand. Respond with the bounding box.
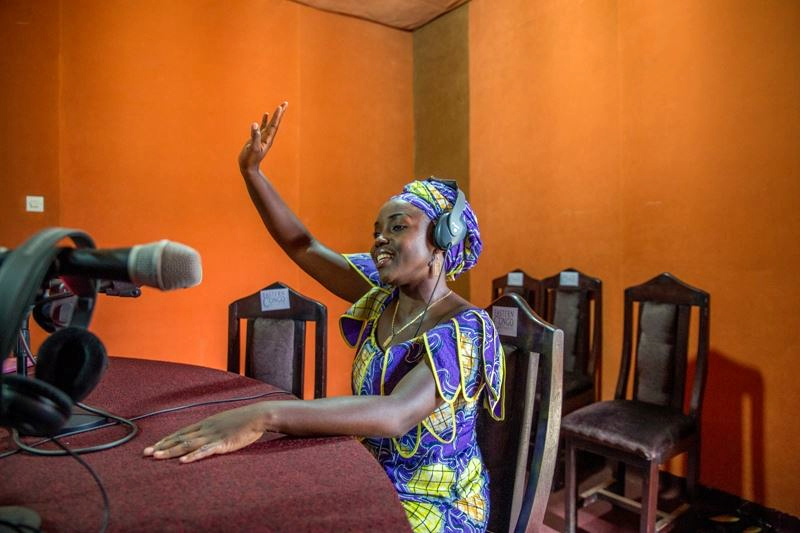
[238,101,288,174]
[143,404,266,463]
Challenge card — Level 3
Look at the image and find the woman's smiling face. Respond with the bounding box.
[371,199,435,286]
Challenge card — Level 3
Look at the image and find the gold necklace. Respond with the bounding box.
[382,290,452,349]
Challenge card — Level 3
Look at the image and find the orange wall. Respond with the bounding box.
[470,0,799,515]
[469,0,624,396]
[0,0,61,246]
[1,0,412,398]
[618,1,800,512]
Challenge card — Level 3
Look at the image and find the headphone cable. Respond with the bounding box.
[127,389,289,421]
[10,403,138,457]
[1,389,289,459]
[50,436,109,533]
[412,249,448,340]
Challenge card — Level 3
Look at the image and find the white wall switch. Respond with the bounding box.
[26,196,44,212]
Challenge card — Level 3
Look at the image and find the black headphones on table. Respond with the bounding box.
[429,178,467,251]
[0,228,108,437]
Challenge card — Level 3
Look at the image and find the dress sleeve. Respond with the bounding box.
[421,308,505,420]
[338,253,391,348]
[339,286,391,348]
[342,253,382,288]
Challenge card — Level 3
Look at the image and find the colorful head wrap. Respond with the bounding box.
[392,178,482,280]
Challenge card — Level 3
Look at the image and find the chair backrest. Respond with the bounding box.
[615,273,710,420]
[491,269,544,314]
[479,292,563,533]
[228,282,327,399]
[541,268,602,390]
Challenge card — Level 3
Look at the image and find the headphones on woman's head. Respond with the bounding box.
[0,228,109,436]
[429,178,467,251]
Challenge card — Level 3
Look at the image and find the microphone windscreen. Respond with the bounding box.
[128,240,203,290]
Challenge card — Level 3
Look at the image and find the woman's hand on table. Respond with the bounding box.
[143,404,265,463]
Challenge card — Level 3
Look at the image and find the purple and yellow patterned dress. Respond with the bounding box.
[339,254,505,533]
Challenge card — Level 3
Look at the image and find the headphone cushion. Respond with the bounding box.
[433,212,467,251]
[433,212,449,250]
[1,374,73,436]
[36,327,108,403]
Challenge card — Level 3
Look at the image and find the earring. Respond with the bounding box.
[428,253,436,268]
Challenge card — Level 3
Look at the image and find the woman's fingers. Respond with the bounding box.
[143,424,205,456]
[262,102,287,147]
[157,436,203,459]
[250,122,262,145]
[146,433,212,459]
[268,102,286,130]
[179,442,223,463]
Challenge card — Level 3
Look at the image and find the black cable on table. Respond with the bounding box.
[51,436,109,533]
[1,389,289,459]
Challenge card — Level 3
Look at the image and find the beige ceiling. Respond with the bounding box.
[291,0,469,30]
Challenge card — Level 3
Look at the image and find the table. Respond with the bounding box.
[0,357,411,532]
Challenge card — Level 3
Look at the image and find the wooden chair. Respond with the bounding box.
[561,273,710,533]
[478,292,563,532]
[491,269,544,314]
[228,282,327,399]
[541,268,602,416]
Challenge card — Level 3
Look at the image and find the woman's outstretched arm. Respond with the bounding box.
[238,102,371,303]
[143,361,442,463]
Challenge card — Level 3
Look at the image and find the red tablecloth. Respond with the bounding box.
[0,357,411,532]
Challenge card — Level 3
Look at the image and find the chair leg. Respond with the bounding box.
[686,446,700,501]
[565,440,578,533]
[640,461,659,533]
[612,460,627,496]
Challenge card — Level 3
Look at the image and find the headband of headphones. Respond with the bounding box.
[0,228,97,359]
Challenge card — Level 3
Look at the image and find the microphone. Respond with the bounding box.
[0,240,203,291]
[55,240,203,290]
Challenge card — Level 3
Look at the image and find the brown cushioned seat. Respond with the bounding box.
[561,399,695,462]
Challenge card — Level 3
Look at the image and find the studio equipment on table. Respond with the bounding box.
[0,227,203,532]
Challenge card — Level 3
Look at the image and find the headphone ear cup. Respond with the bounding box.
[433,212,450,250]
[1,374,73,436]
[36,327,108,403]
[433,211,467,251]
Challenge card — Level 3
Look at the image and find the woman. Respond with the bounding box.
[144,102,505,533]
